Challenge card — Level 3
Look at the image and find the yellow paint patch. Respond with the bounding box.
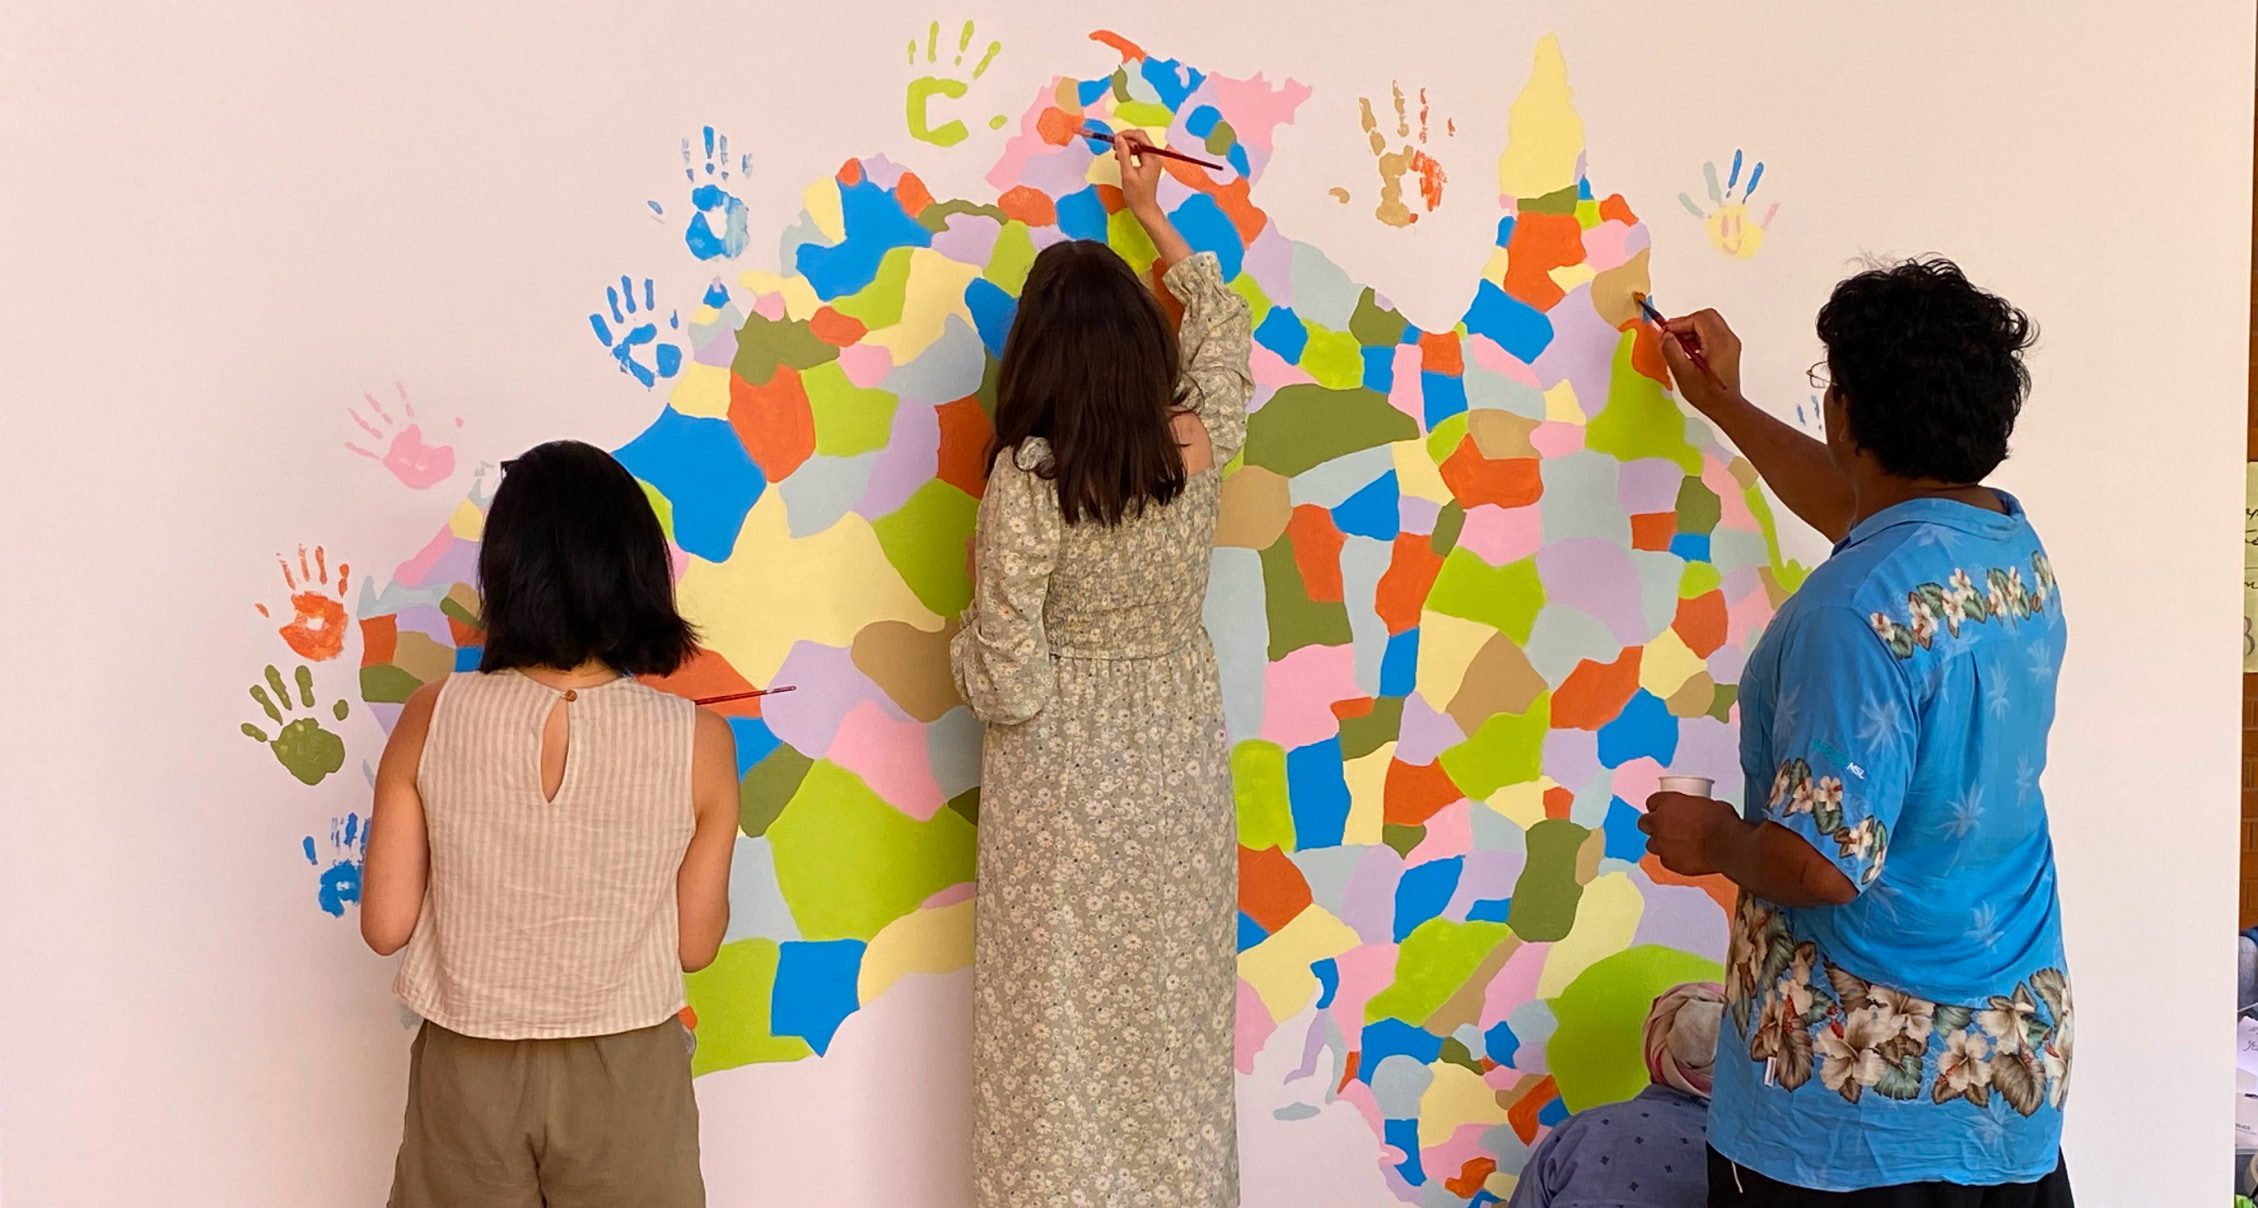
[802,178,846,242]
[668,362,733,420]
[863,248,980,361]
[739,270,823,321]
[1241,907,1362,1021]
[1546,263,1597,293]
[1497,35,1585,201]
[448,498,485,540]
[1415,610,1495,704]
[1418,1063,1510,1148]
[1543,382,1584,424]
[1484,778,1553,829]
[1393,437,1453,503]
[1638,628,1705,699]
[1590,249,1652,329]
[1342,742,1393,846]
[678,493,936,683]
[858,898,973,1002]
[1482,246,1511,289]
[1535,872,1644,997]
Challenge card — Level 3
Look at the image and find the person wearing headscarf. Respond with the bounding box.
[1508,982,1726,1208]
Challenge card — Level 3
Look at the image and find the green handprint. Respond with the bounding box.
[241,664,349,786]
[905,19,1005,148]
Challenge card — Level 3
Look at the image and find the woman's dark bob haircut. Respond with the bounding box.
[475,439,697,677]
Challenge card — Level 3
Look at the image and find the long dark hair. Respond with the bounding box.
[991,240,1185,525]
[475,440,697,676]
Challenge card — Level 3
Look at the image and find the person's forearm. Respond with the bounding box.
[1135,204,1192,270]
[1705,817,1857,908]
[1695,393,1854,543]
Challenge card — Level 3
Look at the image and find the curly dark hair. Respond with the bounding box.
[1816,257,2036,483]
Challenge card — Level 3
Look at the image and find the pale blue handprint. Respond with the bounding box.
[683,126,751,260]
[589,276,684,388]
[302,811,367,918]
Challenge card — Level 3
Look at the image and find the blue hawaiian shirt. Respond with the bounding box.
[1707,495,2072,1191]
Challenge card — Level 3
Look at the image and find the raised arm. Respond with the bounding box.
[361,681,439,956]
[676,707,738,973]
[1114,130,1253,464]
[1658,309,1854,543]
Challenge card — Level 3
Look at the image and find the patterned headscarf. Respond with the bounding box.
[1643,981,1726,1099]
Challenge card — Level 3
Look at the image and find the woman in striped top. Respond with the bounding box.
[360,439,738,1208]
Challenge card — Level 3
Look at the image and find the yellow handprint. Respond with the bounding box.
[905,20,1005,148]
[1678,149,1778,260]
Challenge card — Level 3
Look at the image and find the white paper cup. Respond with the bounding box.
[1657,775,1715,797]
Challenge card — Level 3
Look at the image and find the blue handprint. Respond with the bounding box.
[589,276,684,389]
[683,126,751,260]
[302,811,367,918]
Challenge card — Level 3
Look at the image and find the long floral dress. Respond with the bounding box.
[949,252,1251,1207]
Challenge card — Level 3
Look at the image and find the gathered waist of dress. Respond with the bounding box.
[1046,630,1211,662]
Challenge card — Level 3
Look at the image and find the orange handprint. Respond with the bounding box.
[256,545,352,662]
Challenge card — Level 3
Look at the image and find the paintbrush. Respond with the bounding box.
[1079,126,1228,173]
[694,685,797,706]
[1635,294,1714,379]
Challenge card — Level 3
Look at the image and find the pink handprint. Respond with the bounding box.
[346,384,460,489]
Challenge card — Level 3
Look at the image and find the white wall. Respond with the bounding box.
[1,2,2248,1204]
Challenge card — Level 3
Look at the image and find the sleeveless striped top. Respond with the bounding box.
[395,669,697,1039]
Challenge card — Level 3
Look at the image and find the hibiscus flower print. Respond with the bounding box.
[1907,593,1938,646]
[1933,1027,1995,1106]
[1816,1005,1895,1102]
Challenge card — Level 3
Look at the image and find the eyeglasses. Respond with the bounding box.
[1806,362,1832,392]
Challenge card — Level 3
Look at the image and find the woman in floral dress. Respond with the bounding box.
[949,130,1250,1206]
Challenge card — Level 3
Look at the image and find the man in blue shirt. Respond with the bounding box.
[1640,259,2073,1206]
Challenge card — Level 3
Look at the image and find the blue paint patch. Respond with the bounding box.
[1467,896,1512,924]
[614,407,767,561]
[453,645,482,671]
[1384,1118,1427,1184]
[1669,532,1711,562]
[729,717,781,776]
[1392,857,1464,941]
[1183,104,1222,140]
[1313,957,1341,1008]
[303,812,365,918]
[1380,629,1419,698]
[1055,186,1108,242]
[1286,738,1352,849]
[1334,473,1398,541]
[1140,56,1205,109]
[1577,176,1594,201]
[1172,193,1242,280]
[1464,281,1555,362]
[1483,1020,1519,1066]
[1227,143,1251,178]
[796,177,934,299]
[1596,690,1679,769]
[1421,371,1468,428]
[1361,345,1395,393]
[1360,1017,1444,1073]
[1077,77,1110,107]
[1538,1094,1571,1127]
[1603,796,1651,862]
[771,938,865,1055]
[1495,216,1517,247]
[1237,911,1267,951]
[702,281,731,307]
[1254,306,1308,361]
[965,277,1016,357]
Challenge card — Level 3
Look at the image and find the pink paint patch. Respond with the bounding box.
[1236,978,1275,1074]
[1385,346,1424,421]
[837,342,894,389]
[1406,799,1473,863]
[1728,587,1771,647]
[921,881,976,909]
[1530,421,1586,457]
[1582,220,1635,271]
[752,293,787,321]
[1455,504,1544,565]
[1241,227,1295,301]
[1465,333,1545,386]
[1260,643,1361,748]
[1480,941,1551,1031]
[1706,458,1759,530]
[394,525,457,587]
[1249,345,1311,398]
[1193,73,1312,174]
[1326,943,1401,1033]
[1721,565,1761,603]
[828,701,945,820]
[1423,1126,1494,1187]
[1332,1077,1385,1134]
[1611,757,1666,810]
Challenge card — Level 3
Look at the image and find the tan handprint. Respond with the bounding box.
[1343,84,1452,228]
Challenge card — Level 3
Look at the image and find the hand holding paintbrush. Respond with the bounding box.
[1079,125,1228,173]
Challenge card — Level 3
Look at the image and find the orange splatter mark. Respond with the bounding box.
[1630,512,1676,552]
[1239,843,1313,931]
[1376,536,1443,634]
[1630,322,1670,383]
[1089,28,1148,61]
[1552,648,1644,730]
[1332,696,1376,722]
[1439,440,1543,509]
[1384,758,1463,826]
[1036,106,1082,147]
[1445,1157,1497,1198]
[894,171,934,218]
[1501,211,1583,311]
[1544,784,1576,820]
[1642,853,1738,916]
[729,368,817,481]
[936,398,995,497]
[1286,505,1345,604]
[1674,591,1728,658]
[644,647,759,712]
[359,615,398,666]
[1505,1075,1558,1143]
[1598,193,1637,225]
[997,185,1057,227]
[1418,331,1463,376]
[809,307,867,347]
[836,159,864,186]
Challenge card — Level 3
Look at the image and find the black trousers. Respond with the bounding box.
[1709,1148,2073,1207]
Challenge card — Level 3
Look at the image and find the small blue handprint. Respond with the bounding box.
[302,811,367,918]
[684,126,751,260]
[589,275,684,389]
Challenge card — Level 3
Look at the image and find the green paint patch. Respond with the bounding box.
[1507,819,1589,942]
[1438,696,1549,799]
[985,222,1037,292]
[768,761,976,942]
[1301,325,1364,389]
[1678,561,1722,600]
[947,785,981,825]
[1382,823,1426,859]
[1427,550,1545,641]
[1244,385,1419,477]
[359,664,423,705]
[1430,503,1466,555]
[1108,205,1159,271]
[1424,412,1470,463]
[685,938,814,1075]
[731,312,839,385]
[1349,288,1408,346]
[1438,1035,1484,1074]
[1574,198,1601,228]
[1365,919,1515,1024]
[1339,695,1405,760]
[1585,333,1700,472]
[439,585,481,631]
[1113,100,1174,128]
[1228,273,1274,326]
[872,480,978,615]
[1521,183,1580,215]
[1259,539,1353,658]
[1675,477,1721,535]
[1546,945,1726,1111]
[1234,740,1296,851]
[638,479,679,546]
[1204,120,1238,157]
[739,743,813,836]
[1706,684,1738,723]
[831,246,913,330]
[802,362,898,457]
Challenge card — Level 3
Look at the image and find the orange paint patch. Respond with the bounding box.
[729,368,817,481]
[836,158,864,186]
[644,647,758,712]
[1643,854,1737,916]
[1598,193,1637,225]
[1674,591,1728,658]
[1286,506,1346,603]
[1630,512,1676,552]
[1239,843,1313,932]
[1094,183,1125,213]
[808,307,867,347]
[279,592,348,661]
[997,185,1057,227]
[1552,647,1643,730]
[935,398,995,497]
[1384,758,1463,826]
[1501,211,1583,310]
[1211,176,1269,245]
[1445,1157,1497,1199]
[1338,1049,1361,1093]
[894,171,934,218]
[445,604,481,650]
[359,615,398,666]
[1631,322,1670,383]
[1332,696,1376,723]
[1089,28,1148,61]
[1376,536,1444,634]
[1505,1075,1558,1143]
[1543,784,1576,820]
[1036,106,1082,147]
[1418,331,1464,376]
[1439,440,1544,509]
